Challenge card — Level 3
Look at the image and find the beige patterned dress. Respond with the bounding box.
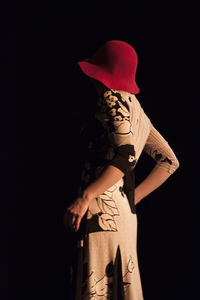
[72,87,180,300]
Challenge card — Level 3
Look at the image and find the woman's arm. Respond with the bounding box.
[134,166,171,205]
[85,163,173,206]
[136,121,180,205]
[82,165,124,202]
[64,164,172,232]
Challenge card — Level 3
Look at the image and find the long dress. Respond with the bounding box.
[71,87,180,300]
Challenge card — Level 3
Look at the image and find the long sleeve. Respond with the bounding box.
[100,89,137,175]
[143,122,180,174]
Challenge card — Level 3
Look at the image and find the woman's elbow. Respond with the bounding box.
[169,158,180,174]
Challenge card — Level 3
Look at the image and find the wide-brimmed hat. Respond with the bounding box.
[77,40,139,94]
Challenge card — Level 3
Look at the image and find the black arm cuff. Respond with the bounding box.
[109,144,137,174]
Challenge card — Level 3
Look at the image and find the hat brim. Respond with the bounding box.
[77,61,139,94]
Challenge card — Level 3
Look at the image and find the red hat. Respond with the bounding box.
[77,40,139,94]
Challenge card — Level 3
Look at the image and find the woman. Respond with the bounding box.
[64,40,180,300]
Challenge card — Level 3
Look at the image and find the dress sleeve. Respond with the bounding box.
[101,90,137,175]
[143,122,180,174]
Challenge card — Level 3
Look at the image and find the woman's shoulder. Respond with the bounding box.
[106,89,142,111]
[112,90,151,124]
[102,88,136,103]
[110,89,138,101]
[100,87,149,120]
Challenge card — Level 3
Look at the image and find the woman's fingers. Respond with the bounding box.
[64,210,82,232]
[72,214,82,232]
[75,216,82,232]
[71,214,77,228]
[64,197,90,232]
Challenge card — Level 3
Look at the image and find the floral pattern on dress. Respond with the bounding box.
[81,246,135,300]
[100,89,133,137]
[85,184,120,233]
[144,145,173,165]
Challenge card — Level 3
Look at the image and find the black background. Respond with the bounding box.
[1,2,199,300]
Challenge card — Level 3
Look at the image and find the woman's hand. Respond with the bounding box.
[63,197,90,232]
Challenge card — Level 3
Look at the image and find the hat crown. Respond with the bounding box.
[88,40,138,75]
[78,40,140,94]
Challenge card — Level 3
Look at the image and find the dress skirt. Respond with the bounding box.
[72,176,144,300]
